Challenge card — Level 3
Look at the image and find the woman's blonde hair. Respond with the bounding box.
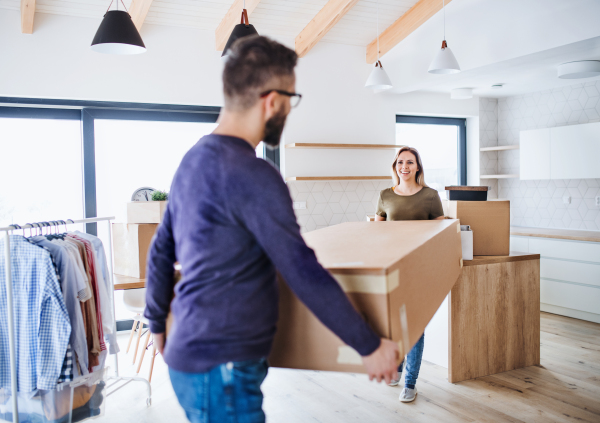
[391,146,428,187]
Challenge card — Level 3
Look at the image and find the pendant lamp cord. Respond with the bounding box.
[376,0,379,61]
[105,0,129,13]
[443,0,445,40]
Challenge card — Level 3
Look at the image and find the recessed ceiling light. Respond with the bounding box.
[491,84,504,89]
[557,61,600,79]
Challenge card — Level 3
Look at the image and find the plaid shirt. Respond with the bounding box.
[0,235,71,393]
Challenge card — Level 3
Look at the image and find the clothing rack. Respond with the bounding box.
[1,217,152,423]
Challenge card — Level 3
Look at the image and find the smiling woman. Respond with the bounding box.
[373,145,445,403]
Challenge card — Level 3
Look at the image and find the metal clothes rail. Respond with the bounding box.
[1,217,151,423]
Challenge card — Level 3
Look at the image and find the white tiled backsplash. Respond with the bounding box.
[287,180,392,233]
[479,97,499,199]
[484,79,600,231]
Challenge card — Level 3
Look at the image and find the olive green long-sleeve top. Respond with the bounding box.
[376,187,444,221]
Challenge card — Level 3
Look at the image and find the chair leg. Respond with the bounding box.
[126,320,139,353]
[149,344,157,383]
[133,323,144,364]
[136,330,152,374]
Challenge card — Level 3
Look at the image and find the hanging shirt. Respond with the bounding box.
[67,234,106,353]
[31,236,90,376]
[0,235,71,393]
[64,237,101,371]
[73,231,118,354]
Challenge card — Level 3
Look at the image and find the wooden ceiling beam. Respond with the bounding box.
[366,0,453,64]
[129,0,154,31]
[215,0,262,51]
[21,0,35,34]
[295,0,359,58]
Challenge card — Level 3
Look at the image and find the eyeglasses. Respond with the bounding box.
[260,90,302,108]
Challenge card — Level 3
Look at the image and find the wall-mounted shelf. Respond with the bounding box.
[286,176,392,181]
[286,143,403,149]
[480,174,519,179]
[480,145,519,152]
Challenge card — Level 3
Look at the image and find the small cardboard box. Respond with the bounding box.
[112,223,158,279]
[447,201,510,256]
[269,220,463,373]
[127,201,167,224]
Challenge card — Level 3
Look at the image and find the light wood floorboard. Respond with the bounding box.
[95,312,600,422]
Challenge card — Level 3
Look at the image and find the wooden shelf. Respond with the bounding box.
[285,143,403,149]
[286,176,392,181]
[480,145,519,152]
[480,174,519,179]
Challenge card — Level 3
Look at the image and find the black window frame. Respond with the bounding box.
[395,115,467,185]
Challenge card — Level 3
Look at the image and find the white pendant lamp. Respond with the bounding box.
[428,0,460,74]
[366,0,392,91]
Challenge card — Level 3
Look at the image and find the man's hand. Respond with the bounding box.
[362,339,401,384]
[153,332,166,355]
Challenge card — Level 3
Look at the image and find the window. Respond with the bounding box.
[0,111,84,230]
[396,115,467,199]
[0,97,278,328]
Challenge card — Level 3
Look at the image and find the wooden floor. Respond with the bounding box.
[97,312,600,423]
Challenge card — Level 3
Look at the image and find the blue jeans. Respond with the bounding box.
[398,334,424,389]
[169,359,269,423]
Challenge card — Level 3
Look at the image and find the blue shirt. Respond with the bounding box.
[145,135,380,373]
[0,236,71,392]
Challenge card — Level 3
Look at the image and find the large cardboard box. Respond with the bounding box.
[112,223,158,279]
[127,201,167,224]
[447,201,510,256]
[269,220,463,373]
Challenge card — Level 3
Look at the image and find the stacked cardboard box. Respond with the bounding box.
[112,223,158,279]
[447,201,510,256]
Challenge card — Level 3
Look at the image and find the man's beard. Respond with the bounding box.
[263,107,287,147]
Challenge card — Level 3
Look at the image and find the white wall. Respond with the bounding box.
[0,9,479,232]
[497,82,600,231]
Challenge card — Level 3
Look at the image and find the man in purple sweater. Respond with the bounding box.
[144,35,399,422]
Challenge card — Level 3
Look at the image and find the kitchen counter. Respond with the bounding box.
[511,226,600,242]
[464,252,540,266]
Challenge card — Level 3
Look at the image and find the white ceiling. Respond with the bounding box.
[1,0,599,97]
[0,0,419,47]
[380,0,600,97]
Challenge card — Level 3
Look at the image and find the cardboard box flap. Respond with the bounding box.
[303,220,461,276]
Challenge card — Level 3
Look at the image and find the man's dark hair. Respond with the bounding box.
[223,36,298,111]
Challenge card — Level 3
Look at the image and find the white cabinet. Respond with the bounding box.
[520,128,550,180]
[551,122,600,179]
[519,121,600,180]
[510,234,600,323]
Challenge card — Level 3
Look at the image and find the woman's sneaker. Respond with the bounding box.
[399,387,417,402]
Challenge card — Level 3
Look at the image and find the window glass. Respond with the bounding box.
[0,118,84,229]
[396,123,458,199]
[94,119,219,320]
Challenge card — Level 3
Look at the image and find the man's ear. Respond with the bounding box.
[263,91,279,120]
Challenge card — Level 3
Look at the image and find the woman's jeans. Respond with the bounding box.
[398,334,424,389]
[169,358,269,423]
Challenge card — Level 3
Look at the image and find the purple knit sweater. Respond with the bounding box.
[144,134,380,373]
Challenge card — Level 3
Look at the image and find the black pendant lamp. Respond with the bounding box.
[91,0,146,55]
[221,7,258,59]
